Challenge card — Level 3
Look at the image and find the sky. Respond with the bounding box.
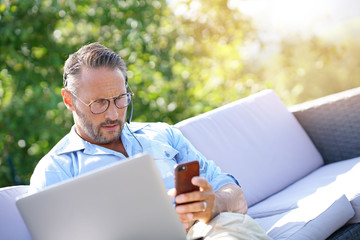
[231,0,360,41]
[225,0,360,62]
[168,0,360,42]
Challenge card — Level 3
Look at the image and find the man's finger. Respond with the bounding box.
[176,201,207,213]
[175,191,203,204]
[192,176,213,191]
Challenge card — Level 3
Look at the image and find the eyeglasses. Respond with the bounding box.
[68,87,134,115]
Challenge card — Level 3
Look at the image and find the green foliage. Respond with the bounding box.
[0,0,359,187]
[175,0,258,108]
[259,36,360,105]
[0,0,181,186]
[0,0,73,186]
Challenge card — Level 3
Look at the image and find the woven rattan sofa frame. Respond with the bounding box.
[290,87,360,240]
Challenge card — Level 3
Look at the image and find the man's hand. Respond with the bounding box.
[174,176,215,229]
[168,178,248,231]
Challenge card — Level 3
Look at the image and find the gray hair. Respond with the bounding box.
[63,42,127,93]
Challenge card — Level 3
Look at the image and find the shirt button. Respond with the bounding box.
[165,151,170,157]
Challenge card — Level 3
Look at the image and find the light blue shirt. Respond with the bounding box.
[29,122,238,194]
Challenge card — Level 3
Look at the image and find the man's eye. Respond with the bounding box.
[94,99,107,105]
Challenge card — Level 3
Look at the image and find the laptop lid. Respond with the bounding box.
[16,154,187,240]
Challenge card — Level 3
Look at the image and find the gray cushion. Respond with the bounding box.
[175,89,324,206]
[255,195,354,239]
[0,186,31,240]
[248,156,360,224]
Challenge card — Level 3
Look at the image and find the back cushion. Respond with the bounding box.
[175,90,324,206]
[0,186,31,240]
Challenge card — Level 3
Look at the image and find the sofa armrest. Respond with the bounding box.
[289,87,360,165]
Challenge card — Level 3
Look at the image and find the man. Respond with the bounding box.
[30,43,270,239]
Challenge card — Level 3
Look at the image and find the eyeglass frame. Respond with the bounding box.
[67,86,134,115]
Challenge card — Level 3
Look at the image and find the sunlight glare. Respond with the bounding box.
[234,0,338,36]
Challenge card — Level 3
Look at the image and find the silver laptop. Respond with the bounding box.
[16,154,188,240]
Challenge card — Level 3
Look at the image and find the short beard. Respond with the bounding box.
[74,104,124,144]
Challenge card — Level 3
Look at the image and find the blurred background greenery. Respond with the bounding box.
[1,0,359,187]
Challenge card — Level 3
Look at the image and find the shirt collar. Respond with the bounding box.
[56,123,149,155]
[56,126,86,155]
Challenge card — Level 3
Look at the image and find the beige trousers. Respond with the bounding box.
[187,212,271,240]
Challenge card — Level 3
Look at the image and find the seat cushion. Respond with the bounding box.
[0,185,31,240]
[248,157,360,224]
[254,195,354,240]
[175,89,324,206]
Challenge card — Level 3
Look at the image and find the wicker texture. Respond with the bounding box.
[290,87,360,164]
[290,88,360,239]
[327,223,360,240]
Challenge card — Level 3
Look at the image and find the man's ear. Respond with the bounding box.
[61,88,75,111]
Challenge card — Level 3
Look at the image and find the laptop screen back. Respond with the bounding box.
[16,154,186,240]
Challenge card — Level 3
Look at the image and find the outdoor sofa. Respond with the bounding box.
[175,87,360,239]
[1,87,360,239]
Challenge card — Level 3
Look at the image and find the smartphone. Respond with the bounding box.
[174,161,200,200]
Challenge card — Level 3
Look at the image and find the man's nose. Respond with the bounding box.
[104,101,119,120]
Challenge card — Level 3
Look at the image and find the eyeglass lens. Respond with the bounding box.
[90,94,131,114]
